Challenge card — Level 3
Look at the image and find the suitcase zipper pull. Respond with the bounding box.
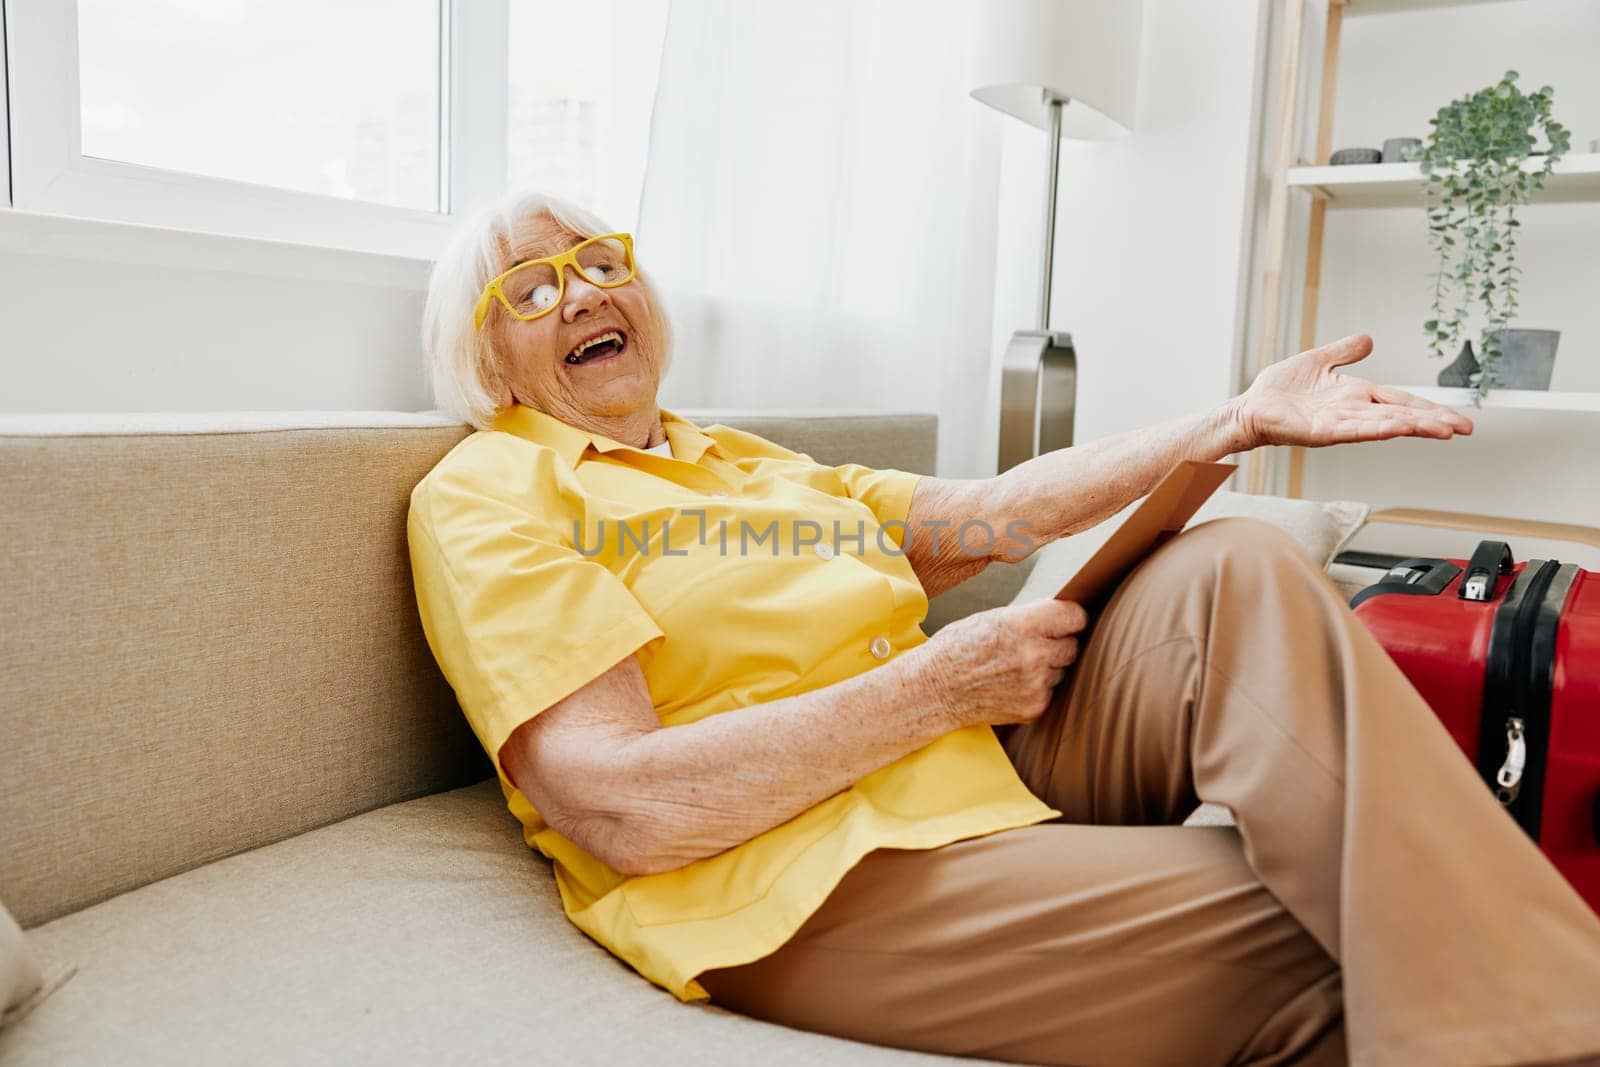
[1494,716,1527,806]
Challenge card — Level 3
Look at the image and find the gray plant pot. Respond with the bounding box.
[1486,328,1560,389]
[1382,137,1421,163]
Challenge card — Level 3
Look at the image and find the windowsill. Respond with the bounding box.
[0,204,434,289]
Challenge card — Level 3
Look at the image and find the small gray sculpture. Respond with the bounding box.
[1437,340,1479,387]
[1330,147,1382,165]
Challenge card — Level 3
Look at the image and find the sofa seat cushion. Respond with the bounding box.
[3,781,970,1066]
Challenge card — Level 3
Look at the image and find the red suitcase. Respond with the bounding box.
[1345,540,1600,914]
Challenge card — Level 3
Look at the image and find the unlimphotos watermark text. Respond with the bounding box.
[573,511,1037,559]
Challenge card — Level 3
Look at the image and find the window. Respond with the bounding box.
[1,0,666,257]
[77,0,442,213]
[506,0,667,231]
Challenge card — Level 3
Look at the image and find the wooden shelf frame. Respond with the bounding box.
[1244,0,1345,497]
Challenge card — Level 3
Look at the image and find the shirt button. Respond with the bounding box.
[813,542,835,560]
[869,635,892,660]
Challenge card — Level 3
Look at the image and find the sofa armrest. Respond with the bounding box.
[923,558,1038,634]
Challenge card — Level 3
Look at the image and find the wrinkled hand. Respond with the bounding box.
[1233,333,1474,449]
[915,599,1088,730]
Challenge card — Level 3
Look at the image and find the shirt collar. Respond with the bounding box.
[489,404,722,468]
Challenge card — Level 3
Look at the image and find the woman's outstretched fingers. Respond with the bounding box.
[1330,407,1455,442]
[1372,384,1475,435]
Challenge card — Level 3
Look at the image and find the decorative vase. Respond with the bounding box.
[1382,137,1421,163]
[1437,340,1479,387]
[1486,328,1560,389]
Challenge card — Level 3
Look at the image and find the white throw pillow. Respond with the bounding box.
[2,900,44,1029]
[1014,490,1370,604]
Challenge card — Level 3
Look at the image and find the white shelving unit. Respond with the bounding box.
[1246,0,1599,532]
[1343,0,1520,14]
[1288,152,1600,210]
[1382,386,1600,413]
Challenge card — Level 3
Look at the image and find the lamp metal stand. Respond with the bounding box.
[997,96,1077,474]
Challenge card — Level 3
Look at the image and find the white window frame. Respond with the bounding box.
[1,5,11,208]
[2,0,509,260]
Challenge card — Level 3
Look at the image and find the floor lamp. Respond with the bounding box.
[971,0,1142,473]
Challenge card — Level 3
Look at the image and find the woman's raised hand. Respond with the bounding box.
[917,599,1089,729]
[1232,333,1475,449]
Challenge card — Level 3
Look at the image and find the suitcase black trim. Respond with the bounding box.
[1332,550,1410,571]
[1479,559,1560,839]
[1519,564,1581,840]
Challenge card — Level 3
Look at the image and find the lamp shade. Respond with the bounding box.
[969,0,1142,139]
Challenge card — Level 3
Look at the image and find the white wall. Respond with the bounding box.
[987,0,1269,476]
[1296,0,1600,539]
[0,210,433,413]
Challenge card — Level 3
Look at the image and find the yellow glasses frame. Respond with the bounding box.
[473,232,637,331]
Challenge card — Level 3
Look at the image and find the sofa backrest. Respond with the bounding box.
[0,409,936,927]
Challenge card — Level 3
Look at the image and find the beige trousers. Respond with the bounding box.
[699,517,1600,1067]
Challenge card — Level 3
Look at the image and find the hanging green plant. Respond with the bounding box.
[1418,70,1569,403]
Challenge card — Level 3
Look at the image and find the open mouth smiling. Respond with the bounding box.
[565,329,629,366]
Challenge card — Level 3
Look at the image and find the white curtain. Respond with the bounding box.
[637,0,1008,478]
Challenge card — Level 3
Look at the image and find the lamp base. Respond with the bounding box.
[997,329,1077,474]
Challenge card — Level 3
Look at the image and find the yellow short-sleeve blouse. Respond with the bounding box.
[406,404,1057,1000]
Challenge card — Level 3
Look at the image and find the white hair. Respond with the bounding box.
[420,188,674,428]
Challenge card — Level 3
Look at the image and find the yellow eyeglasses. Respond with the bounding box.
[474,233,637,331]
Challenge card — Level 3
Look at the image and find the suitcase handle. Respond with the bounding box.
[1459,540,1515,602]
[1347,557,1462,609]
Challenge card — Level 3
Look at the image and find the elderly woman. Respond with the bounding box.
[408,190,1600,1067]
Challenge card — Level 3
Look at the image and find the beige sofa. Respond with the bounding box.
[0,409,1318,1064]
